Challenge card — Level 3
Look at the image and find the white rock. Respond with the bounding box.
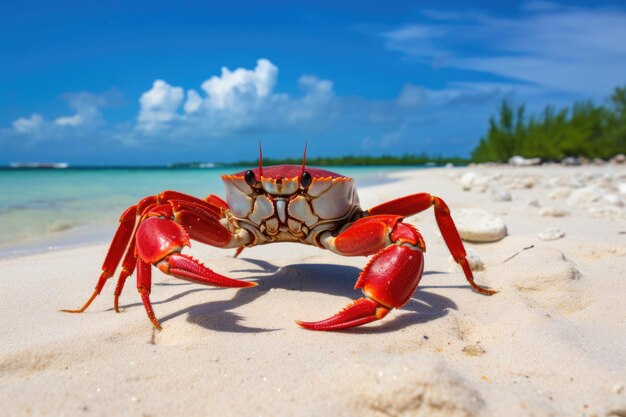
[527,199,541,207]
[472,178,489,193]
[610,153,626,164]
[546,176,565,188]
[460,171,490,192]
[460,172,478,191]
[520,177,536,189]
[538,228,565,241]
[490,187,512,202]
[561,156,580,166]
[539,207,569,217]
[602,193,623,207]
[619,182,626,195]
[566,186,602,207]
[569,176,585,188]
[508,155,541,166]
[548,187,572,200]
[453,209,507,242]
[587,206,622,218]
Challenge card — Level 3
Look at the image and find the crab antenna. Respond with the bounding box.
[301,142,308,176]
[258,142,264,177]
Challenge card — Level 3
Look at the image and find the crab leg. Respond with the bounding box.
[298,215,425,331]
[64,189,250,324]
[134,217,256,329]
[368,193,497,296]
[205,194,229,210]
[62,205,137,313]
[299,208,495,331]
[113,237,137,312]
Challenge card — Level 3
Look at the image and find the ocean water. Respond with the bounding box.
[0,166,416,257]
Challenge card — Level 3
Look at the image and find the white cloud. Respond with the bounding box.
[13,114,44,136]
[396,83,428,107]
[53,90,115,129]
[8,90,114,140]
[137,80,185,132]
[183,89,202,114]
[383,4,626,96]
[200,58,277,109]
[55,114,82,127]
[135,59,335,136]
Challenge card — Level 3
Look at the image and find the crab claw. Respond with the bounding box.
[296,298,391,331]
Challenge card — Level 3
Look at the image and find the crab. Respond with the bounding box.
[64,149,496,331]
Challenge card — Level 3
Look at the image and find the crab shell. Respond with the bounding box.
[221,165,361,244]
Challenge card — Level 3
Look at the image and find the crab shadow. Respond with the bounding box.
[152,257,459,334]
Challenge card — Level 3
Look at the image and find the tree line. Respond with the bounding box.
[231,153,469,167]
[471,86,626,162]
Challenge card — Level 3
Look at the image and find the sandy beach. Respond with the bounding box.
[1,165,625,417]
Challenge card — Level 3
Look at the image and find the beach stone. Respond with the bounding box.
[548,187,572,200]
[618,182,626,195]
[602,194,624,207]
[460,171,488,192]
[587,206,622,219]
[527,199,541,207]
[569,176,586,188]
[566,186,602,207]
[490,187,512,202]
[539,207,569,217]
[610,153,626,164]
[520,177,536,188]
[509,155,541,166]
[546,176,566,188]
[472,180,489,193]
[561,156,581,166]
[460,172,478,191]
[453,209,507,242]
[538,227,565,241]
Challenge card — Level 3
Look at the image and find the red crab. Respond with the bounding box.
[64,149,496,331]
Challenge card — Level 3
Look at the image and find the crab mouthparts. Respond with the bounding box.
[275,199,287,223]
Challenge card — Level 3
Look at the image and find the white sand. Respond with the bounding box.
[1,165,625,417]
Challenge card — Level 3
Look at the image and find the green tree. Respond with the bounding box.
[471,85,626,162]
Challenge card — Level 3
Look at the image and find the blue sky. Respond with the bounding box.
[2,0,625,165]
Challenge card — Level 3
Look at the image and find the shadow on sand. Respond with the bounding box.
[126,257,462,334]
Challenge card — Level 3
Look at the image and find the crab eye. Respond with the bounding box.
[301,171,312,188]
[244,170,256,186]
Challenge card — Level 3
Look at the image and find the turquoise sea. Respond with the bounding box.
[0,166,416,257]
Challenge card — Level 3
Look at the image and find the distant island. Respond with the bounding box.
[163,154,469,169]
[228,154,469,167]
